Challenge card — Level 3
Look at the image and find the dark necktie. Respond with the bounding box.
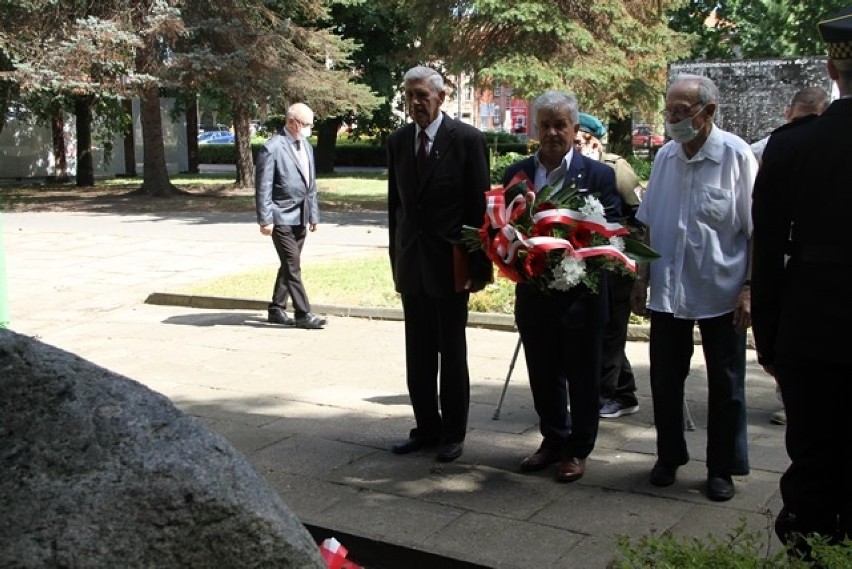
[417,130,429,173]
[293,139,300,150]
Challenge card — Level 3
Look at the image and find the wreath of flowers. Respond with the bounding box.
[462,172,659,293]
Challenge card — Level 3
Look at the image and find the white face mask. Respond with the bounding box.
[300,126,312,139]
[664,106,705,143]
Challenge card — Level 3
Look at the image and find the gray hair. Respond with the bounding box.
[531,91,579,125]
[403,66,445,93]
[669,73,719,106]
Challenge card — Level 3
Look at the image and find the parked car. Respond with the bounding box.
[631,125,666,156]
[197,131,223,142]
[198,124,230,133]
[198,132,235,145]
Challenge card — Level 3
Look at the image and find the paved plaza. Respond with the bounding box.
[3,210,789,568]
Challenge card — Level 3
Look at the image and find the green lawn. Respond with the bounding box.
[181,251,518,314]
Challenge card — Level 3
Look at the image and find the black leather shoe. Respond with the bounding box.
[650,461,678,487]
[268,309,294,326]
[391,437,437,455]
[436,442,464,462]
[707,472,735,501]
[294,313,326,329]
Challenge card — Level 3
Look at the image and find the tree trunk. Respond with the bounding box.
[186,97,199,174]
[232,101,253,188]
[607,117,633,158]
[122,99,137,177]
[74,95,95,187]
[314,118,342,174]
[138,84,179,196]
[50,104,69,183]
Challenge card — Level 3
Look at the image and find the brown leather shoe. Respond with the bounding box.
[519,447,561,472]
[556,457,586,483]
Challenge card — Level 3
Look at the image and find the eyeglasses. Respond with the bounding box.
[660,102,702,121]
[292,117,313,128]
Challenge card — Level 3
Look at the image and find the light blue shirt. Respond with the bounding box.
[636,125,756,319]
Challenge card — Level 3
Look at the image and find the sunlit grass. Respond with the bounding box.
[96,172,389,210]
[182,252,401,308]
[180,251,518,314]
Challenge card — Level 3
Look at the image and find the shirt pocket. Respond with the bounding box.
[694,183,732,226]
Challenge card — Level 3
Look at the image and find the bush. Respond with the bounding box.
[612,516,852,568]
[470,277,515,313]
[333,141,386,167]
[626,155,653,181]
[490,151,528,184]
[197,136,529,169]
[483,130,523,144]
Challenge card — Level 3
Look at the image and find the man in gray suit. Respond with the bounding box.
[255,102,326,330]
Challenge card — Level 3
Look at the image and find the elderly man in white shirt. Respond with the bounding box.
[631,73,757,502]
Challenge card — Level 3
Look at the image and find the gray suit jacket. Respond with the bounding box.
[255,133,319,226]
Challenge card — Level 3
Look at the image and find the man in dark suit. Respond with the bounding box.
[752,6,852,551]
[750,85,830,428]
[255,102,326,330]
[505,91,622,483]
[387,65,492,462]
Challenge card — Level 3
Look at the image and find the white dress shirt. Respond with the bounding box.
[636,125,757,319]
[288,134,310,186]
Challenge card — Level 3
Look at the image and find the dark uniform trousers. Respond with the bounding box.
[775,357,852,542]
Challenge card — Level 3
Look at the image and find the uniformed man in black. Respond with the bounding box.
[751,5,852,554]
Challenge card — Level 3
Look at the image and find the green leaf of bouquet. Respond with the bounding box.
[461,224,484,252]
[624,238,661,261]
[504,180,529,203]
[550,184,579,203]
[530,186,554,210]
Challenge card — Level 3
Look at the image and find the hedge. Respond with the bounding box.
[197,140,530,167]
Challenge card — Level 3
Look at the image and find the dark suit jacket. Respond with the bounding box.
[255,133,319,227]
[502,152,621,328]
[387,113,491,297]
[752,98,852,366]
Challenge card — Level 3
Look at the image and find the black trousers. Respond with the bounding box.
[599,271,638,406]
[400,292,471,445]
[515,283,606,459]
[775,357,851,543]
[269,224,311,317]
[649,311,749,475]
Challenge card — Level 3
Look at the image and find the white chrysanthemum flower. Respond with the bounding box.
[609,235,625,251]
[549,256,586,291]
[579,195,605,217]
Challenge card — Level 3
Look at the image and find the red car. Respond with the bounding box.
[631,125,666,155]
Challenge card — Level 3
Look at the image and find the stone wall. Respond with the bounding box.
[670,57,833,143]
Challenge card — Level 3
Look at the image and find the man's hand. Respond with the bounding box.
[630,279,649,317]
[309,223,318,232]
[259,224,273,236]
[465,279,489,293]
[733,284,751,332]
